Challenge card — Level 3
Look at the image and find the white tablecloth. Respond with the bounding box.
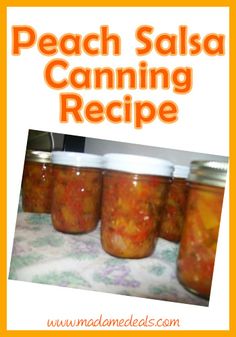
[9,211,208,306]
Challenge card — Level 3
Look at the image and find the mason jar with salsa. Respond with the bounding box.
[101,154,174,258]
[22,150,53,213]
[159,165,189,242]
[51,151,103,234]
[177,160,228,299]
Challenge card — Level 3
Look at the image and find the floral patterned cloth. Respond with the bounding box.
[9,212,208,306]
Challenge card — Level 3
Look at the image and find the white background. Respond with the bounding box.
[7,7,229,330]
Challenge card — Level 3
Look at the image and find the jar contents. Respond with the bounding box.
[51,152,102,234]
[101,171,171,258]
[159,165,189,242]
[177,161,227,298]
[101,154,173,258]
[22,151,53,213]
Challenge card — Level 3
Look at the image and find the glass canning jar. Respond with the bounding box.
[51,152,103,234]
[22,150,53,213]
[101,154,174,258]
[177,161,228,299]
[159,165,189,242]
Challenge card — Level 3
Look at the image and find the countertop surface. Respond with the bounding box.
[9,211,208,307]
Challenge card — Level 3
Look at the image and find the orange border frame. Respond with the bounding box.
[0,1,234,335]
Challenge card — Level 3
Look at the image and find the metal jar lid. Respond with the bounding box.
[188,161,228,188]
[25,150,52,163]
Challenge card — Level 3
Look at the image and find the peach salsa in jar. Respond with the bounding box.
[51,152,103,234]
[22,150,53,213]
[159,165,189,242]
[177,161,228,299]
[101,154,174,258]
